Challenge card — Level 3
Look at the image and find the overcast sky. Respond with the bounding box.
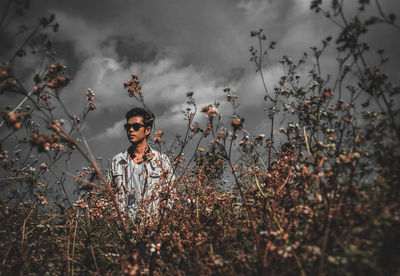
[1,0,400,167]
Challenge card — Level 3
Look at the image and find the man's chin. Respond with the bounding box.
[129,137,146,144]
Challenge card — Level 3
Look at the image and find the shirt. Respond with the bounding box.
[110,146,174,220]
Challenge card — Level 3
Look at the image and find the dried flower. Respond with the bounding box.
[88,102,96,110]
[231,119,244,131]
[86,88,95,101]
[201,105,211,113]
[123,74,143,98]
[154,130,164,143]
[206,108,218,118]
[40,162,48,171]
[155,130,164,137]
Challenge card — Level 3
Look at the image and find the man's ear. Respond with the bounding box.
[145,126,152,136]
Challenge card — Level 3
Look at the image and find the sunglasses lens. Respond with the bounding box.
[132,124,141,131]
[124,123,143,131]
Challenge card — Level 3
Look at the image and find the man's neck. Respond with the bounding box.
[129,140,148,163]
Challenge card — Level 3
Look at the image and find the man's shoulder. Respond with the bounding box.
[148,147,175,181]
[149,147,169,160]
[112,151,128,164]
[147,147,173,169]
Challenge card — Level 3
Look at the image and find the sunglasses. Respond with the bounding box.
[124,123,146,131]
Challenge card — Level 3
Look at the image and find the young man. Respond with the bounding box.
[110,107,173,221]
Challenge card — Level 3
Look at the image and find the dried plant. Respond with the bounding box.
[0,1,399,275]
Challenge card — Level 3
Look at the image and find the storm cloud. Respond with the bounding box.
[1,0,400,162]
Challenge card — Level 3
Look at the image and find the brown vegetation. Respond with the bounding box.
[0,1,399,275]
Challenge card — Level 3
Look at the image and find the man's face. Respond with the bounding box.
[126,116,151,144]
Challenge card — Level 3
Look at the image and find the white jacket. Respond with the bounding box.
[110,146,174,220]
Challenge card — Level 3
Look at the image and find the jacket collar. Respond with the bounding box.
[127,145,156,164]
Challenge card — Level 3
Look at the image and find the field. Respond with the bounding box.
[0,1,399,275]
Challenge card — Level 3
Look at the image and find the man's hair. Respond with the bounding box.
[125,107,155,128]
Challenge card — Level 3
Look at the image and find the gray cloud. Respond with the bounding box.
[1,0,400,164]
